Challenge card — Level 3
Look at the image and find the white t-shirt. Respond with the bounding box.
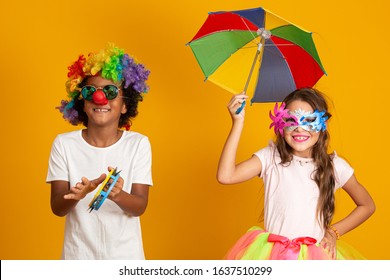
[46,130,153,259]
[254,142,353,242]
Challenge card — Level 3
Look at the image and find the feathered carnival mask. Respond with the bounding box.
[57,43,150,126]
[269,102,328,136]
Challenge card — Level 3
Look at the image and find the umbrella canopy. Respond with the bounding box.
[187,7,326,103]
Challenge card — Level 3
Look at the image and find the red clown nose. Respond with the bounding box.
[92,90,108,105]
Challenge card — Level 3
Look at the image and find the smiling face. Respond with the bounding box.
[83,75,127,129]
[283,100,320,158]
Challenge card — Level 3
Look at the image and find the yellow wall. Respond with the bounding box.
[0,0,388,260]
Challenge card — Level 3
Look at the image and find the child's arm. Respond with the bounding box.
[320,174,375,258]
[217,93,262,184]
[109,182,149,216]
[92,166,149,216]
[50,174,106,216]
[51,181,76,217]
[332,174,375,235]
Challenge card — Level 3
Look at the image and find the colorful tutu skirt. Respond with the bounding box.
[225,226,365,260]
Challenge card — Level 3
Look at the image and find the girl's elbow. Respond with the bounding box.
[368,201,376,216]
[216,174,232,185]
[362,199,376,218]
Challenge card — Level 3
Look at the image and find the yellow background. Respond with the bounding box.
[0,0,388,260]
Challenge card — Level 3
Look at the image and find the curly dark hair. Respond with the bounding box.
[73,78,143,129]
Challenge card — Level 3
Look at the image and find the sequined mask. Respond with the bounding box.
[269,103,328,135]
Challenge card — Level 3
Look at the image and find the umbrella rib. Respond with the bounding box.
[265,43,295,46]
[240,43,295,50]
[239,16,260,45]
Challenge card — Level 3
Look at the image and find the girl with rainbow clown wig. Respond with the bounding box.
[217,88,375,260]
[46,43,153,259]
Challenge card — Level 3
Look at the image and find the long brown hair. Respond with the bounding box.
[275,88,335,230]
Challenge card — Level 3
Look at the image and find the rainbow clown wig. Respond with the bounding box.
[57,43,150,130]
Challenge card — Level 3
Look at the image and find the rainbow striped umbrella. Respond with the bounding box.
[187,7,326,105]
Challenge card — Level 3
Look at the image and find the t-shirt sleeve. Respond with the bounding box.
[333,154,354,190]
[46,135,69,183]
[253,145,274,179]
[132,137,153,186]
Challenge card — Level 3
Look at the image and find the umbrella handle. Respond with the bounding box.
[235,100,246,114]
[235,44,262,114]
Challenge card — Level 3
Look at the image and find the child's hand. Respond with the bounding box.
[106,166,124,201]
[64,174,106,201]
[227,92,248,119]
[320,229,337,259]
